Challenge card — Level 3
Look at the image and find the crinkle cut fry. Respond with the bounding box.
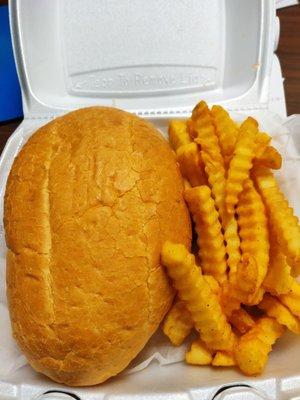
[235,317,284,376]
[184,186,227,284]
[254,145,282,170]
[211,105,238,162]
[221,253,264,316]
[161,242,235,351]
[254,168,300,275]
[221,284,241,317]
[258,294,300,334]
[186,338,213,365]
[176,142,207,187]
[212,351,236,367]
[254,132,272,159]
[200,151,226,220]
[223,213,241,283]
[223,180,269,316]
[191,101,224,164]
[229,308,255,334]
[280,278,300,319]
[196,106,240,280]
[223,177,269,311]
[190,101,226,216]
[199,149,240,281]
[186,118,195,139]
[203,274,220,297]
[236,179,269,298]
[163,275,220,346]
[263,234,293,296]
[256,132,271,149]
[222,252,264,315]
[183,179,192,191]
[203,157,241,282]
[226,117,258,214]
[168,119,191,150]
[163,299,193,346]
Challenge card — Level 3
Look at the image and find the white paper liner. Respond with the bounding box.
[0,111,299,378]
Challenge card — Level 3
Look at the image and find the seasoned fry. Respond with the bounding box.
[223,254,265,314]
[229,308,255,334]
[256,132,271,147]
[236,179,269,299]
[255,132,272,158]
[184,186,227,284]
[161,242,235,351]
[212,351,236,367]
[263,236,293,296]
[186,338,213,365]
[186,118,195,139]
[254,168,300,275]
[258,294,300,334]
[168,119,190,150]
[254,146,282,170]
[226,117,258,214]
[200,151,226,219]
[163,300,193,346]
[203,275,221,297]
[211,105,238,163]
[183,179,192,191]
[224,181,269,308]
[191,101,223,164]
[280,279,300,319]
[190,100,226,215]
[190,101,227,216]
[249,288,265,306]
[165,101,300,377]
[221,284,241,316]
[235,317,284,375]
[224,214,241,283]
[235,254,262,305]
[176,143,207,187]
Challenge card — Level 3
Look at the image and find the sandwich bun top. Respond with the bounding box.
[4,107,191,386]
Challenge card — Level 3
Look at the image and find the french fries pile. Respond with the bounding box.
[162,100,300,376]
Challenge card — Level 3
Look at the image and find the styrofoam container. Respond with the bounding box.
[1,0,300,399]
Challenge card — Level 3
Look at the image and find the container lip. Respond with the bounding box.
[8,0,278,118]
[9,0,29,114]
[211,383,271,400]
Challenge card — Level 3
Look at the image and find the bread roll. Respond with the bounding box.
[4,107,191,386]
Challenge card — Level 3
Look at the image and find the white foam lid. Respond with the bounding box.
[10,0,276,118]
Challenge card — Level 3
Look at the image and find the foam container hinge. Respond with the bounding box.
[0,0,299,399]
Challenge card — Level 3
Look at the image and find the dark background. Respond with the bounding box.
[0,2,299,154]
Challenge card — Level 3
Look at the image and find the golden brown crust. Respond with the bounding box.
[4,107,191,386]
